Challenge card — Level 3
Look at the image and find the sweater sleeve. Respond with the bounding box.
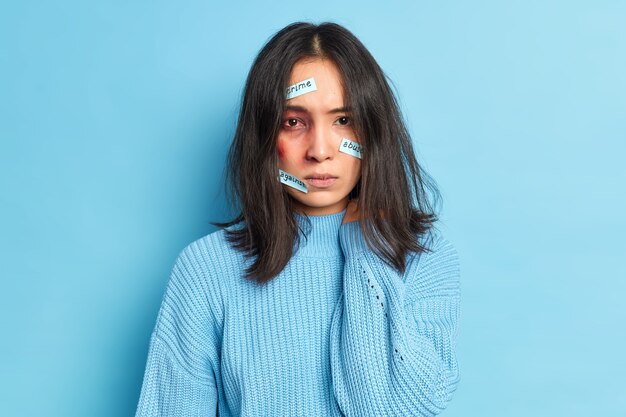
[330,222,461,417]
[135,241,222,417]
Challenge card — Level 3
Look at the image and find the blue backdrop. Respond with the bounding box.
[1,1,624,416]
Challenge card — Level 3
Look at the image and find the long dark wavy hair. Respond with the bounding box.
[212,22,441,284]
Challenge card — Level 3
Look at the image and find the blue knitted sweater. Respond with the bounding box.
[135,208,461,416]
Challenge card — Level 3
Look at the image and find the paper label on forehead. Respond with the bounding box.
[339,138,363,159]
[278,169,308,193]
[285,77,317,100]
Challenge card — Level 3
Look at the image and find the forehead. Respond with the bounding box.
[287,58,345,109]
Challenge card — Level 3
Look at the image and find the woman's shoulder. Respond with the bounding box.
[177,226,248,275]
[167,226,248,296]
[418,227,459,260]
[162,227,248,327]
[405,227,461,297]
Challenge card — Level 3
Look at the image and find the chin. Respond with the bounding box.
[304,196,341,206]
[295,195,348,210]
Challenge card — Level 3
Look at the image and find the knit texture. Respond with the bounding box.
[135,209,461,416]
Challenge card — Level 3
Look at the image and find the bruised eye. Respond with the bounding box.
[283,118,303,128]
[336,116,351,126]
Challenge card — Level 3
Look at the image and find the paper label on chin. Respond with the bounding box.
[278,169,308,193]
[285,77,317,100]
[339,138,363,159]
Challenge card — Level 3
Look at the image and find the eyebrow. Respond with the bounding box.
[284,105,352,114]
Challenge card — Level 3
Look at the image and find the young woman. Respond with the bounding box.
[135,22,461,417]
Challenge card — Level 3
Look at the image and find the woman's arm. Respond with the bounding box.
[330,217,461,416]
[135,242,222,417]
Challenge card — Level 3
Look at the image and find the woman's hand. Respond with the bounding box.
[342,199,360,224]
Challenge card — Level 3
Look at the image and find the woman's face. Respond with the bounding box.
[277,58,362,216]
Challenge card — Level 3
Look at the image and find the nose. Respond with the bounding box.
[305,125,334,162]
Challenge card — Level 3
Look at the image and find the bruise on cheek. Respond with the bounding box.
[276,140,286,159]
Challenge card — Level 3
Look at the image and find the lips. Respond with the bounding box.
[304,173,338,188]
[304,173,337,180]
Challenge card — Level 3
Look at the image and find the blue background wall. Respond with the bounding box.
[1,1,624,416]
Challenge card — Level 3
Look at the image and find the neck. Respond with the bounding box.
[293,208,347,258]
[291,197,349,216]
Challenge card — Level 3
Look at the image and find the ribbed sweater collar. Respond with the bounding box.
[293,208,347,258]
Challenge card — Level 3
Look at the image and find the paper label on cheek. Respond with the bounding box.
[339,138,363,159]
[285,77,317,100]
[278,169,308,193]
